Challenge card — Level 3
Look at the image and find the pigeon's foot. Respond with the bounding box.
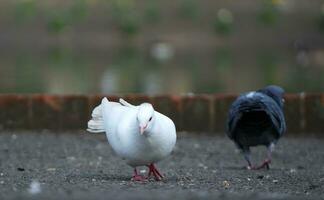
[251,159,271,170]
[246,165,255,170]
[147,163,164,181]
[131,168,147,182]
[131,175,147,182]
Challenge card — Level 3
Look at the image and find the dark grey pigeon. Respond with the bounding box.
[226,85,286,170]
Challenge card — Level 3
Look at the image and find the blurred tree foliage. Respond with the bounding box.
[14,54,45,93]
[47,12,68,34]
[14,0,37,23]
[257,0,281,26]
[112,45,145,92]
[110,0,141,37]
[213,9,234,36]
[46,0,88,34]
[317,6,324,33]
[178,0,200,20]
[2,0,324,93]
[48,46,73,66]
[214,48,233,71]
[257,51,280,85]
[69,0,88,23]
[144,0,161,24]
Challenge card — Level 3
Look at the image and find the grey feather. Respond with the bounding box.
[226,85,286,150]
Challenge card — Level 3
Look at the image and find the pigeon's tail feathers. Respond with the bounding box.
[227,94,266,137]
[227,92,286,138]
[87,100,107,133]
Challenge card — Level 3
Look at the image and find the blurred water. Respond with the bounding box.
[0,0,323,94]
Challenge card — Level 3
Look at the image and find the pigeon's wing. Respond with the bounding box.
[152,111,177,155]
[87,105,105,133]
[226,93,286,139]
[154,111,177,135]
[260,94,286,136]
[87,99,124,133]
[101,98,135,134]
[226,94,249,139]
[119,98,139,108]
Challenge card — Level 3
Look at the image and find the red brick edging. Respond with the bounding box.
[0,94,323,135]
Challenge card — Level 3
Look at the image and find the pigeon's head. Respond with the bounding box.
[259,85,285,107]
[137,103,155,135]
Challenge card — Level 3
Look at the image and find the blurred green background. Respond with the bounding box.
[0,0,324,94]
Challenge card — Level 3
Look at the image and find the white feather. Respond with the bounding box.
[87,105,104,133]
[89,97,177,167]
[246,91,256,98]
[119,98,137,108]
[87,100,121,133]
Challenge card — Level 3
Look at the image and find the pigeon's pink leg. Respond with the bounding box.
[147,163,164,181]
[254,159,271,170]
[243,149,256,170]
[252,143,274,170]
[131,168,147,181]
[152,165,163,179]
[148,167,152,177]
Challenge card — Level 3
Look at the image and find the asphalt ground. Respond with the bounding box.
[0,131,323,200]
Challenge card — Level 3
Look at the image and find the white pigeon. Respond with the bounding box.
[87,97,177,181]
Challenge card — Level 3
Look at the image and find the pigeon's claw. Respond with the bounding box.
[131,168,147,182]
[132,175,147,181]
[247,165,255,170]
[147,163,164,181]
[253,159,271,170]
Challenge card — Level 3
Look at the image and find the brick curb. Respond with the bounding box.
[0,94,323,135]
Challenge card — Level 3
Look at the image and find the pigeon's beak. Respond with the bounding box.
[139,124,147,135]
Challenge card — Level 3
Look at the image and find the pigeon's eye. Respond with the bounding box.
[149,117,152,121]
